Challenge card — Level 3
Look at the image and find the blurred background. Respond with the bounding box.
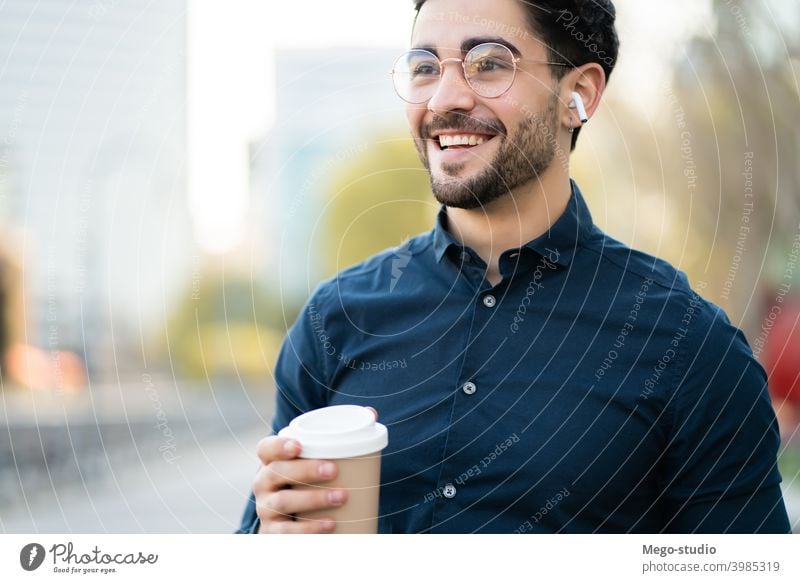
[0,0,798,532]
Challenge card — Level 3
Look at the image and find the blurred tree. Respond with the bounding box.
[668,0,800,333]
[157,265,298,381]
[321,131,435,275]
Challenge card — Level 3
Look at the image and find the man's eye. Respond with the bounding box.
[473,57,509,73]
[412,63,439,76]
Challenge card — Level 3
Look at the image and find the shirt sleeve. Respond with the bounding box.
[234,285,333,534]
[659,298,790,533]
[269,284,333,435]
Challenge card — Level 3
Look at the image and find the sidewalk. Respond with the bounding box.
[0,426,267,533]
[0,377,274,533]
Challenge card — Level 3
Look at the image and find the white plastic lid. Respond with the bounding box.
[278,405,388,459]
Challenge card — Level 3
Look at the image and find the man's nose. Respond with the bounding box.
[427,63,476,116]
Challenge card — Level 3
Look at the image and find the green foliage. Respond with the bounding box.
[322,132,435,275]
[778,446,800,488]
[158,271,300,380]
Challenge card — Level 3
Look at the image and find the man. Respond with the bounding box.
[237,0,791,533]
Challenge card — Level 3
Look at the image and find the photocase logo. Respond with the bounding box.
[20,543,46,571]
[389,237,412,293]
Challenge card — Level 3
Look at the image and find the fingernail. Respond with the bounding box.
[321,519,335,532]
[328,490,346,505]
[318,462,335,478]
[283,440,298,454]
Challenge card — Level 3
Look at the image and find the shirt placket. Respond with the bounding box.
[429,268,506,531]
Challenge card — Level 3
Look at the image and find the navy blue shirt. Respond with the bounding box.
[237,180,790,533]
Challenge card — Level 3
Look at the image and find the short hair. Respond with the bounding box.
[412,0,619,151]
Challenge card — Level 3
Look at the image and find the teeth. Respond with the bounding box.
[438,134,489,148]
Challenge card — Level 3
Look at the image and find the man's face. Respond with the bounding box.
[407,0,563,209]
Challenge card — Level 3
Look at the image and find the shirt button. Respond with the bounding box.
[462,381,476,395]
[443,483,457,498]
[459,251,471,263]
[483,294,497,308]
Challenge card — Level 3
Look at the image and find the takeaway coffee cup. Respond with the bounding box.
[278,405,388,533]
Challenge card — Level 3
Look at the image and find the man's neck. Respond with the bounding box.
[444,168,572,286]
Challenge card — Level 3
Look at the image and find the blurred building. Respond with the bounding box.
[0,236,24,370]
[250,47,406,297]
[0,0,194,380]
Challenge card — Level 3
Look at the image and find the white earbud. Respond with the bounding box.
[569,91,588,124]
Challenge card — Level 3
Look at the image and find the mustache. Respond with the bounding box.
[421,113,506,140]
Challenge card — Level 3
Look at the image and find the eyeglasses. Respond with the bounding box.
[391,42,571,104]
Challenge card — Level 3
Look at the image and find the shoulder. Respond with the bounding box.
[579,227,747,358]
[681,293,758,381]
[582,226,698,300]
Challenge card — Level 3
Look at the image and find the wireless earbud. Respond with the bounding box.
[569,91,588,124]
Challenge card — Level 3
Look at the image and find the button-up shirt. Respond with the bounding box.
[237,179,790,533]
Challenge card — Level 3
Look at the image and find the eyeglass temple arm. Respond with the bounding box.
[515,57,572,67]
[390,56,572,74]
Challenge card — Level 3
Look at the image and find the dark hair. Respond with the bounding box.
[412,0,619,151]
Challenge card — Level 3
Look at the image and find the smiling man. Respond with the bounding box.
[237,0,791,533]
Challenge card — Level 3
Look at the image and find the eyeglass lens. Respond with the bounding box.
[392,42,516,103]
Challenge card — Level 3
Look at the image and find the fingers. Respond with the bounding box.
[256,436,302,466]
[253,435,345,534]
[256,437,338,487]
[255,487,348,534]
[255,458,338,492]
[258,487,348,520]
[258,515,337,534]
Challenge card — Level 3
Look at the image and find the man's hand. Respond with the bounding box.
[253,407,377,534]
[253,436,345,533]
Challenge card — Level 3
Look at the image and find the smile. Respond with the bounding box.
[431,132,498,151]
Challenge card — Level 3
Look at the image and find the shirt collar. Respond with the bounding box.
[432,179,594,268]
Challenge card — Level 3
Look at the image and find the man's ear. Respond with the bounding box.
[560,63,605,128]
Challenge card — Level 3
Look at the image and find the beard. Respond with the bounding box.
[414,93,560,210]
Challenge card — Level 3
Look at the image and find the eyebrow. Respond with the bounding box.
[411,36,522,58]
